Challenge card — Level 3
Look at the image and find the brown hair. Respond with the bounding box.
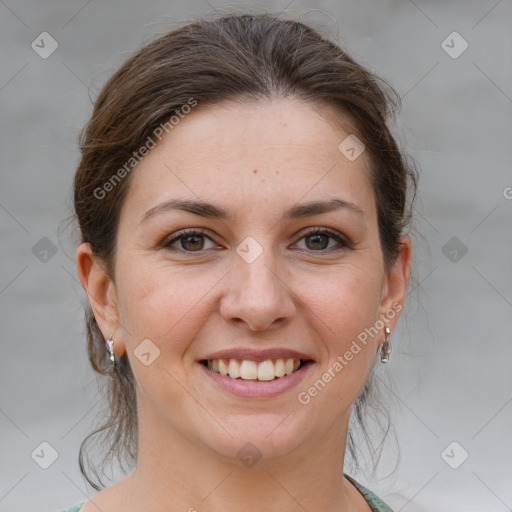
[74,12,417,490]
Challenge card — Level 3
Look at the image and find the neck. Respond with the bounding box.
[115,406,366,512]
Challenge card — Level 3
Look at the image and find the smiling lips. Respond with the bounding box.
[204,358,302,381]
[201,348,314,382]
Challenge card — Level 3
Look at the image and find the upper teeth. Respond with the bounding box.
[206,358,301,381]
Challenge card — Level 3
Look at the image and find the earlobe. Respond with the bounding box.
[76,242,120,342]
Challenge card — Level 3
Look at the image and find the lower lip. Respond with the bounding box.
[198,361,314,398]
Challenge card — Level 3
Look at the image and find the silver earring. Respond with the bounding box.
[380,327,391,363]
[105,336,116,369]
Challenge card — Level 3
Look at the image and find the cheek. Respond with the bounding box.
[306,263,383,332]
[115,259,221,360]
[301,263,383,385]
[296,270,382,411]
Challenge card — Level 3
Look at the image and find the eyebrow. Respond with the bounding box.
[140,197,365,224]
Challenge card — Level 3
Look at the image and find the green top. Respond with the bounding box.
[345,474,394,511]
[57,475,393,512]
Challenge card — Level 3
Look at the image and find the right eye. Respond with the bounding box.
[162,229,219,252]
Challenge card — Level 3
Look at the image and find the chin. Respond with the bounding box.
[198,410,313,466]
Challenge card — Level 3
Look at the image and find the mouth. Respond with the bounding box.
[200,358,314,382]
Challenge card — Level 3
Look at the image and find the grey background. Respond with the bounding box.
[1,1,511,511]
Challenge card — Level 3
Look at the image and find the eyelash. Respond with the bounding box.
[162,227,351,254]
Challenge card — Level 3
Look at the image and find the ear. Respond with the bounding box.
[378,234,412,334]
[76,242,125,356]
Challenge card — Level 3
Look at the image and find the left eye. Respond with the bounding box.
[163,228,347,253]
[294,228,348,251]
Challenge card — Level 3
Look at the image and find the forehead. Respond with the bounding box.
[120,98,377,224]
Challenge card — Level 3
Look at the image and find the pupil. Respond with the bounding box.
[308,234,327,250]
[183,235,203,251]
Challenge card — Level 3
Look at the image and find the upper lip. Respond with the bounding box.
[200,348,315,363]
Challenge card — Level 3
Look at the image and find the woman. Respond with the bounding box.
[62,12,415,512]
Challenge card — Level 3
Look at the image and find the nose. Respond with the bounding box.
[219,249,296,332]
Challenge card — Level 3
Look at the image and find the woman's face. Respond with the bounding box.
[80,98,410,464]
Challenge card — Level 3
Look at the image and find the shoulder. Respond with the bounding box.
[56,501,85,512]
[344,474,395,512]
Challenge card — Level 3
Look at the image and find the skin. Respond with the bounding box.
[77,97,411,512]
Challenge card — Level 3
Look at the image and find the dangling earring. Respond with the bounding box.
[105,335,116,369]
[380,327,391,363]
